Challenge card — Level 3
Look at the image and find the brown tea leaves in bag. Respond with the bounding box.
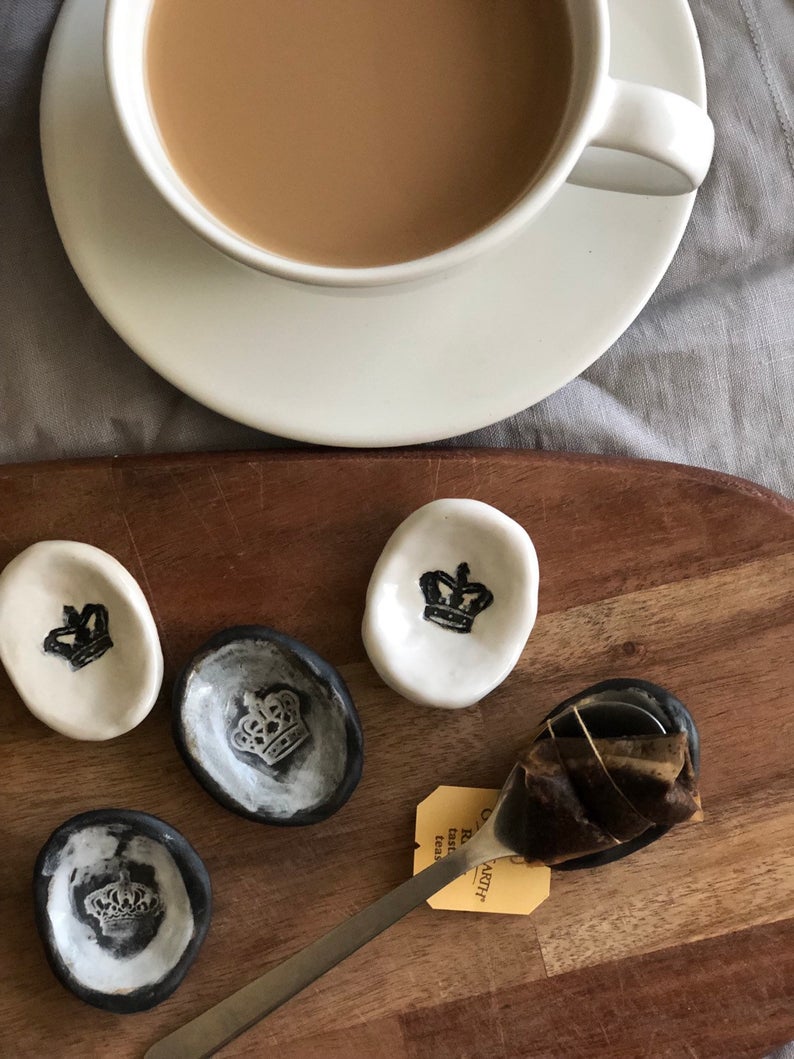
[516,711,701,866]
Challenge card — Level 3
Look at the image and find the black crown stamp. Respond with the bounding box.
[419,562,494,634]
[43,603,114,670]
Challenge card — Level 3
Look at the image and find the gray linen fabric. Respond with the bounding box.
[1,0,792,494]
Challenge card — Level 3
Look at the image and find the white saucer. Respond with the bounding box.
[41,0,707,448]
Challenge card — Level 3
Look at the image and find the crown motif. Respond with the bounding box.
[84,869,161,937]
[231,687,310,767]
[43,603,113,670]
[419,562,494,633]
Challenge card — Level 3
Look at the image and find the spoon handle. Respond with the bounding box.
[146,836,505,1059]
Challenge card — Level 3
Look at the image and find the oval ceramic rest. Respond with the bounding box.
[173,627,363,826]
[0,541,163,739]
[536,678,701,871]
[33,809,211,1014]
[362,499,539,709]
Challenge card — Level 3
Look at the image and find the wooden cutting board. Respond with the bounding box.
[1,450,793,1059]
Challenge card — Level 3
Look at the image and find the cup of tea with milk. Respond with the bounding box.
[105,0,714,288]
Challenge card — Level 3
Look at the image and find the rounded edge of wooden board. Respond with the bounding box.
[0,449,791,517]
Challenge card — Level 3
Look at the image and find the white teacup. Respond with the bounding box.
[105,0,714,289]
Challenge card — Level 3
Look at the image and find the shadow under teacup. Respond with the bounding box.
[105,0,714,288]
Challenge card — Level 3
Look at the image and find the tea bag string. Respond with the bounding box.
[547,704,655,833]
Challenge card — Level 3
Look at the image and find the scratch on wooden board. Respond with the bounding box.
[120,508,163,622]
[167,469,216,543]
[614,962,628,1001]
[469,454,479,489]
[112,468,169,656]
[210,467,243,543]
[431,457,442,499]
[534,924,550,980]
[247,461,265,511]
[483,945,509,1058]
[593,1012,612,1049]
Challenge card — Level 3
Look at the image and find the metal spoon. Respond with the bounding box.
[146,700,664,1059]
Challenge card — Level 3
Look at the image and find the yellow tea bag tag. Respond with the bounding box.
[413,786,550,915]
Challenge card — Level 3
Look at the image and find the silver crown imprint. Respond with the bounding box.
[231,688,310,766]
[84,869,161,937]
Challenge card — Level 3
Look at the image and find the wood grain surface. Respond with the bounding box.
[0,449,792,1059]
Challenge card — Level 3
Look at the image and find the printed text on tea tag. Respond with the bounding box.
[414,786,550,915]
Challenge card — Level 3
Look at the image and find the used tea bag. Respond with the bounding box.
[513,709,702,866]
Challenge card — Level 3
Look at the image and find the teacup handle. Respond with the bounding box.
[567,77,715,196]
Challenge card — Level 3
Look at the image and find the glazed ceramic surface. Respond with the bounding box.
[173,627,363,825]
[33,809,211,1013]
[362,500,539,709]
[0,540,163,739]
[41,0,707,443]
